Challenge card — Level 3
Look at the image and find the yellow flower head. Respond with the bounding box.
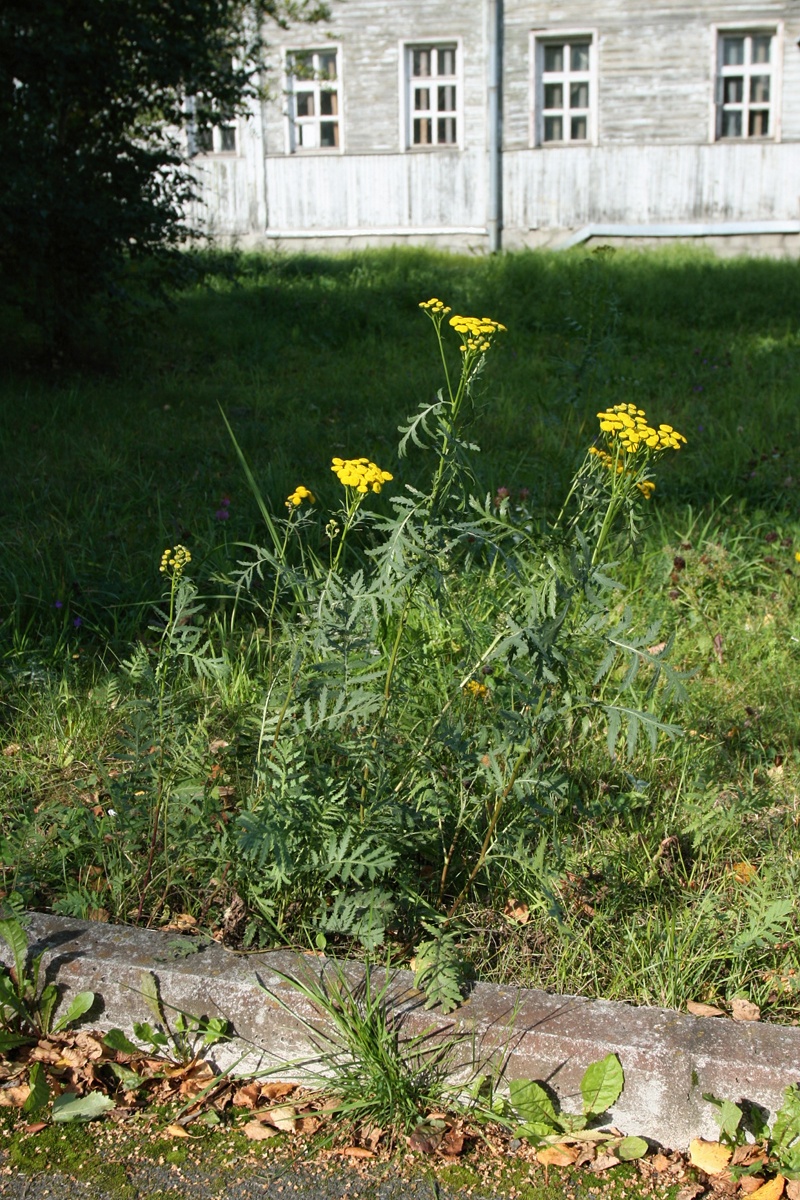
[463,679,489,699]
[448,313,507,355]
[596,403,686,454]
[419,297,452,316]
[286,485,315,508]
[331,456,393,495]
[159,544,192,576]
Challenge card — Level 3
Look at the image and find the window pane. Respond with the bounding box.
[721,110,742,137]
[437,116,456,144]
[750,75,770,103]
[296,91,314,117]
[318,52,337,79]
[438,84,456,112]
[414,87,429,111]
[570,43,590,71]
[543,82,563,109]
[298,123,317,148]
[749,109,769,137]
[220,125,236,152]
[752,35,771,64]
[570,81,589,109]
[320,89,338,116]
[723,77,743,104]
[438,47,455,76]
[196,127,213,153]
[544,115,563,141]
[293,52,312,77]
[722,37,744,66]
[571,115,588,140]
[414,116,432,145]
[320,121,339,147]
[413,49,430,77]
[543,44,563,73]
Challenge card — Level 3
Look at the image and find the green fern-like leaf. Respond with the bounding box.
[412,924,466,1014]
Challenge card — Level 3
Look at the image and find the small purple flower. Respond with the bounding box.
[693,385,704,392]
[73,617,83,628]
[54,600,63,609]
[215,508,230,521]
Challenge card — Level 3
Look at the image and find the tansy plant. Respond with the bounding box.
[221,298,687,1010]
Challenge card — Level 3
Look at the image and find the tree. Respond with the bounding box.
[0,0,327,353]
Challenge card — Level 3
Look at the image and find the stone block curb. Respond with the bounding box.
[3,913,800,1150]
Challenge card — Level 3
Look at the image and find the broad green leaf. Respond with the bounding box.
[54,991,95,1033]
[508,1079,558,1130]
[52,1092,115,1123]
[37,983,59,1034]
[557,1111,588,1133]
[580,1053,624,1116]
[0,1031,34,1051]
[0,918,28,989]
[703,1093,743,1140]
[22,1063,50,1114]
[771,1084,800,1168]
[132,1021,168,1049]
[139,972,166,1026]
[102,1028,141,1055]
[617,1136,649,1161]
[515,1121,557,1144]
[107,1062,145,1089]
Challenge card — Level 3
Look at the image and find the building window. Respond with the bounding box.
[533,35,594,145]
[716,31,775,139]
[194,124,237,155]
[406,44,459,147]
[287,48,340,151]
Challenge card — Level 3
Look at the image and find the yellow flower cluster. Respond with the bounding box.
[286,485,315,508]
[463,679,489,699]
[159,545,191,576]
[448,313,507,354]
[331,457,393,495]
[419,298,452,315]
[597,404,687,453]
[589,446,656,500]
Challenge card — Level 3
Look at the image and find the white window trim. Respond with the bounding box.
[399,38,465,152]
[530,29,598,148]
[283,44,345,155]
[709,22,783,143]
[185,96,240,157]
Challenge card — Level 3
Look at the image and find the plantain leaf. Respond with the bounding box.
[102,1028,141,1055]
[54,991,95,1033]
[617,1136,649,1160]
[580,1053,624,1117]
[52,1092,115,1122]
[22,1062,50,1114]
[508,1079,558,1131]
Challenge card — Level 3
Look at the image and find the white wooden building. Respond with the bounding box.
[189,1,800,255]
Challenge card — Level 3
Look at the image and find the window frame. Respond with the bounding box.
[400,39,464,151]
[530,30,598,148]
[284,44,344,154]
[711,23,783,143]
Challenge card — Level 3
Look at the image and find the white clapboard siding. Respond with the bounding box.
[504,142,800,229]
[264,150,485,231]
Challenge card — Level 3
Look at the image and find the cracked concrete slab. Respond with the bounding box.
[3,913,800,1150]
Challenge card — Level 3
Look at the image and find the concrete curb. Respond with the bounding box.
[4,913,800,1150]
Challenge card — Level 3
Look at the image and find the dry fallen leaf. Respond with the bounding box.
[233,1083,261,1109]
[337,1146,375,1159]
[676,1186,706,1200]
[162,1124,191,1139]
[651,1153,672,1173]
[261,1104,297,1133]
[260,1082,296,1102]
[536,1144,580,1167]
[732,862,758,884]
[731,997,761,1022]
[23,1121,48,1135]
[408,1123,444,1154]
[439,1127,465,1157]
[2,743,22,756]
[740,1179,767,1196]
[243,1120,280,1141]
[503,898,530,925]
[747,1178,785,1200]
[785,1180,800,1200]
[689,1138,732,1175]
[732,1145,767,1168]
[590,1153,621,1173]
[687,1001,725,1018]
[0,1085,31,1108]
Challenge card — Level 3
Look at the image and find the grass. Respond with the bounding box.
[0,244,798,1025]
